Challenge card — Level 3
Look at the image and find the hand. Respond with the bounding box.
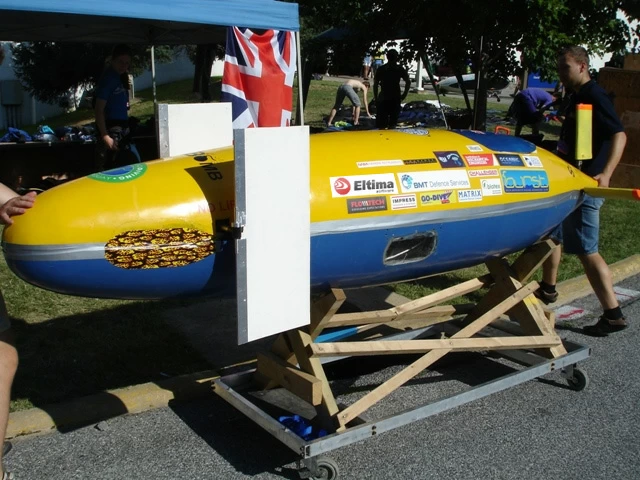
[103,135,118,150]
[0,191,36,226]
[593,173,611,188]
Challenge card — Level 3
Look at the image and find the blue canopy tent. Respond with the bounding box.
[0,0,303,125]
[0,0,299,44]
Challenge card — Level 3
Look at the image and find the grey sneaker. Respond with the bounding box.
[2,471,15,480]
[583,316,628,337]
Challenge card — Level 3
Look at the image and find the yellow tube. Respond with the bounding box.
[576,103,592,160]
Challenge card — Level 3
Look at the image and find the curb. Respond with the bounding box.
[7,370,218,439]
[8,255,640,439]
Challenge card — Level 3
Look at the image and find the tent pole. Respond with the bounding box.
[421,52,448,129]
[151,46,157,109]
[295,31,304,126]
[151,46,159,156]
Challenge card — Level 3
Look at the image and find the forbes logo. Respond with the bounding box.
[502,170,549,193]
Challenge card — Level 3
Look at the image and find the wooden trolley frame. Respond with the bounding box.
[214,239,591,479]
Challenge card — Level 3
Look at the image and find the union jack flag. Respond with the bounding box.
[221,27,297,128]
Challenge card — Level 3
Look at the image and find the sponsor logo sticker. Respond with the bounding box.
[390,194,417,210]
[400,128,430,136]
[502,169,549,192]
[403,158,438,165]
[420,190,456,205]
[434,151,465,168]
[468,168,499,177]
[347,196,388,213]
[523,155,543,168]
[357,160,404,168]
[89,164,148,183]
[495,154,524,167]
[481,178,503,196]
[466,145,483,152]
[399,170,470,193]
[331,174,397,197]
[464,153,495,167]
[458,189,483,202]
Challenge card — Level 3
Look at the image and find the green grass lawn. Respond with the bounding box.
[2,76,637,412]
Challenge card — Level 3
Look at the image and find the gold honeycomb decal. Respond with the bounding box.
[105,228,214,269]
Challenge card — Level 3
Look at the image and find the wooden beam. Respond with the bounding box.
[486,259,566,358]
[309,335,561,357]
[256,352,323,406]
[511,239,559,283]
[287,330,342,431]
[310,289,346,340]
[389,276,492,318]
[336,280,541,427]
[327,304,475,328]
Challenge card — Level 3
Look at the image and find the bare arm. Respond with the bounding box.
[95,99,116,150]
[594,131,626,187]
[0,184,36,226]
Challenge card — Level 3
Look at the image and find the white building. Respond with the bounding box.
[0,43,224,130]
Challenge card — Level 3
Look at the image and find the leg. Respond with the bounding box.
[0,291,17,477]
[328,86,346,126]
[327,108,338,126]
[531,121,541,136]
[515,122,523,136]
[541,245,561,286]
[353,105,361,125]
[578,253,618,310]
[375,101,388,129]
[580,251,627,336]
[388,101,401,129]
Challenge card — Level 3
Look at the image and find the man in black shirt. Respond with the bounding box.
[373,49,411,129]
[537,45,628,336]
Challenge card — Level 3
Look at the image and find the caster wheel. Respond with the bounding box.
[567,367,589,391]
[310,456,339,480]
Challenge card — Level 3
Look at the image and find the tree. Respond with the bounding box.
[297,0,640,130]
[181,44,225,102]
[12,42,174,108]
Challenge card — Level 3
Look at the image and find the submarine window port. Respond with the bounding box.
[383,232,437,265]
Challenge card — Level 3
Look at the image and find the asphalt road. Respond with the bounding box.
[6,274,640,480]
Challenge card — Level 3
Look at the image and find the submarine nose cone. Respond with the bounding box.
[2,160,233,299]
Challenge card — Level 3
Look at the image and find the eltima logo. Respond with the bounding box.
[334,177,351,195]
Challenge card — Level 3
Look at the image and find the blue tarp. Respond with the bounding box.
[0,0,299,44]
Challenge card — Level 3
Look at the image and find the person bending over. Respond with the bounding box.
[327,79,371,126]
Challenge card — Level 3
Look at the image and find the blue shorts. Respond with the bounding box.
[550,194,604,255]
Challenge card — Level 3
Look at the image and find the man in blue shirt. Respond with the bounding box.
[94,44,139,171]
[509,87,559,136]
[536,45,628,337]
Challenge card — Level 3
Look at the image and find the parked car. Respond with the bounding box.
[435,74,509,96]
